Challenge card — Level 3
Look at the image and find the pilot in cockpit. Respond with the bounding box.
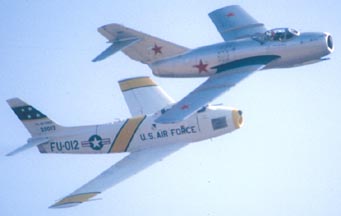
[265,28,300,42]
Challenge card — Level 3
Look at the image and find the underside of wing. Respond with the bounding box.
[94,24,189,64]
[209,5,266,41]
[119,77,174,116]
[155,55,280,124]
[49,143,187,208]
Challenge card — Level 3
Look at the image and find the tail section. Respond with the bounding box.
[93,24,189,64]
[119,77,174,116]
[7,98,63,137]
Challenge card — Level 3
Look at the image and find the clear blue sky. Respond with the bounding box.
[1,0,340,215]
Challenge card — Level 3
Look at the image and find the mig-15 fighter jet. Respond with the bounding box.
[6,77,243,208]
[94,5,334,123]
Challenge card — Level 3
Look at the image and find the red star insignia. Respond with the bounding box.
[193,60,208,73]
[226,12,235,17]
[152,44,162,55]
[181,104,189,110]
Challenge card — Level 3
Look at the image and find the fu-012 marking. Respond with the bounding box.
[50,140,79,152]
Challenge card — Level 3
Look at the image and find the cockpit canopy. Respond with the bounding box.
[264,28,300,41]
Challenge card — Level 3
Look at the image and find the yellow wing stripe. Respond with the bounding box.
[119,77,156,92]
[51,192,100,208]
[109,116,146,153]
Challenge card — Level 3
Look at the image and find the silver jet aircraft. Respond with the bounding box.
[94,5,334,123]
[7,77,243,208]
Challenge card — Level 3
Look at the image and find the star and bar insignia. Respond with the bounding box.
[81,135,111,151]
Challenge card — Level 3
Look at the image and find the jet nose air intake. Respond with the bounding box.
[324,32,334,53]
[232,110,244,129]
[326,34,334,51]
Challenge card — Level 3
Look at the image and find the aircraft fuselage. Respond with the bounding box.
[37,106,243,154]
[151,31,333,77]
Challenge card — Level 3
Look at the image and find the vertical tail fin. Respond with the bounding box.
[7,98,63,137]
[93,24,189,64]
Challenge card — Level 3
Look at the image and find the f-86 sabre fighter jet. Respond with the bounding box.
[94,5,334,123]
[6,77,243,208]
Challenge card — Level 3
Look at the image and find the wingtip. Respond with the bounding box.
[92,57,100,62]
[49,202,80,209]
[49,192,100,209]
[5,148,20,156]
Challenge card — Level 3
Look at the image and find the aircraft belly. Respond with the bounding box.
[153,40,269,77]
[152,56,217,77]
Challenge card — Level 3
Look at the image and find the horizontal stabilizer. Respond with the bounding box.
[6,137,49,156]
[92,37,140,62]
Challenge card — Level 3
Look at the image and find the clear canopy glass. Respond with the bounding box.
[264,28,300,41]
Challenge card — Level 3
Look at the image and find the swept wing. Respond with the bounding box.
[209,5,266,41]
[50,143,187,208]
[155,56,279,123]
[93,24,189,64]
